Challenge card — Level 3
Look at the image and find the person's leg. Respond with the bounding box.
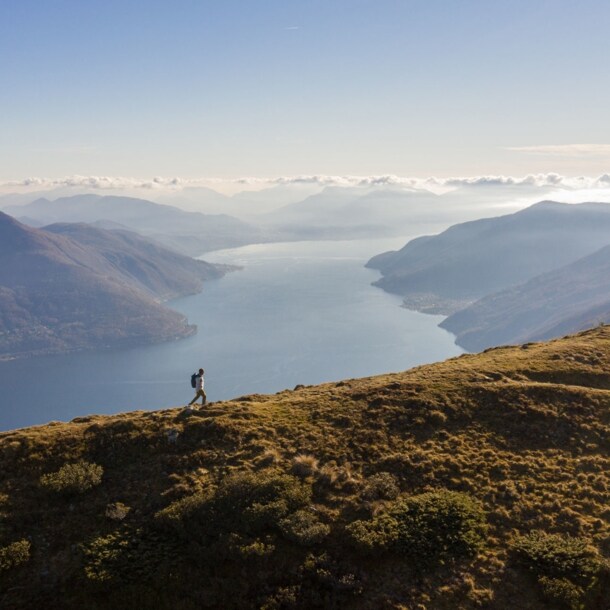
[188,392,198,405]
[200,391,207,405]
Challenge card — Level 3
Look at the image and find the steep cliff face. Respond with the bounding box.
[0,327,608,609]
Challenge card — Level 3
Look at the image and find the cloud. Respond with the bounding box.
[507,144,610,157]
[3,173,610,195]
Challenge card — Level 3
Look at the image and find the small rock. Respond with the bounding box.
[166,428,180,444]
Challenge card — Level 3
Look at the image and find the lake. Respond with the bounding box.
[0,237,463,431]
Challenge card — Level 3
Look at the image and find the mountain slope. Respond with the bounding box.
[367,201,610,313]
[0,213,230,360]
[44,223,230,300]
[441,244,610,351]
[6,194,266,255]
[0,328,608,609]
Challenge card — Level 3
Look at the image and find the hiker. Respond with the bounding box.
[188,368,207,407]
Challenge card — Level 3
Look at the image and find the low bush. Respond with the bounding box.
[346,489,487,565]
[40,461,103,495]
[512,531,601,586]
[226,533,276,559]
[291,454,319,478]
[279,509,330,546]
[538,576,584,610]
[105,502,131,521]
[389,490,487,563]
[0,539,31,572]
[361,472,399,501]
[83,527,178,584]
[158,471,312,540]
[345,514,396,555]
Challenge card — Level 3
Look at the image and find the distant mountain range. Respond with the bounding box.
[367,201,610,314]
[4,194,269,256]
[0,212,234,360]
[368,200,610,350]
[260,186,443,238]
[440,244,610,350]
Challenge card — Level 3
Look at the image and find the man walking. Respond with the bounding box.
[188,368,206,408]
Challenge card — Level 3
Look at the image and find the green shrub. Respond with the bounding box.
[361,472,399,501]
[388,490,487,563]
[513,531,601,586]
[345,514,397,555]
[0,539,30,572]
[226,533,276,559]
[40,461,103,495]
[83,527,179,583]
[105,502,131,521]
[538,576,584,610]
[280,509,330,546]
[158,471,312,539]
[299,553,363,605]
[347,489,487,564]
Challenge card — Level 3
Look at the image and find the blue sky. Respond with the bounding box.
[2,0,610,180]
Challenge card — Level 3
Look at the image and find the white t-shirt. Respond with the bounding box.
[197,374,205,391]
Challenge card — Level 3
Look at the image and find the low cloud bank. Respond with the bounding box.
[2,173,610,195]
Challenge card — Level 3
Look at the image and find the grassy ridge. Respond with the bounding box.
[0,328,609,608]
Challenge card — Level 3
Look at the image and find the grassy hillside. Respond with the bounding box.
[1,328,609,609]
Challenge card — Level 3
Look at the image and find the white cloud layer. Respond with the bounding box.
[2,173,610,195]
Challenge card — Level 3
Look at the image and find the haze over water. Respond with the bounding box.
[0,237,462,431]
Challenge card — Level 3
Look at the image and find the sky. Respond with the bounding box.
[2,0,610,183]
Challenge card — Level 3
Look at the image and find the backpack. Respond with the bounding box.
[191,373,198,389]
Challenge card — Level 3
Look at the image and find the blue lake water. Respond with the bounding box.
[0,237,463,431]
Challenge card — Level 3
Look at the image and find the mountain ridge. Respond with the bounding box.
[5,194,267,256]
[440,243,610,351]
[367,201,610,314]
[0,213,234,360]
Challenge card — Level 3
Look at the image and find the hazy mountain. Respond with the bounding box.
[261,186,442,238]
[0,213,232,360]
[44,222,230,301]
[157,183,325,217]
[440,244,610,351]
[230,183,326,215]
[5,194,267,256]
[152,185,232,214]
[2,326,608,609]
[367,201,610,313]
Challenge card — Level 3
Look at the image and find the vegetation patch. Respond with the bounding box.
[0,539,30,572]
[157,470,312,541]
[279,509,330,546]
[82,527,179,584]
[512,531,604,608]
[40,461,103,495]
[348,489,487,565]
